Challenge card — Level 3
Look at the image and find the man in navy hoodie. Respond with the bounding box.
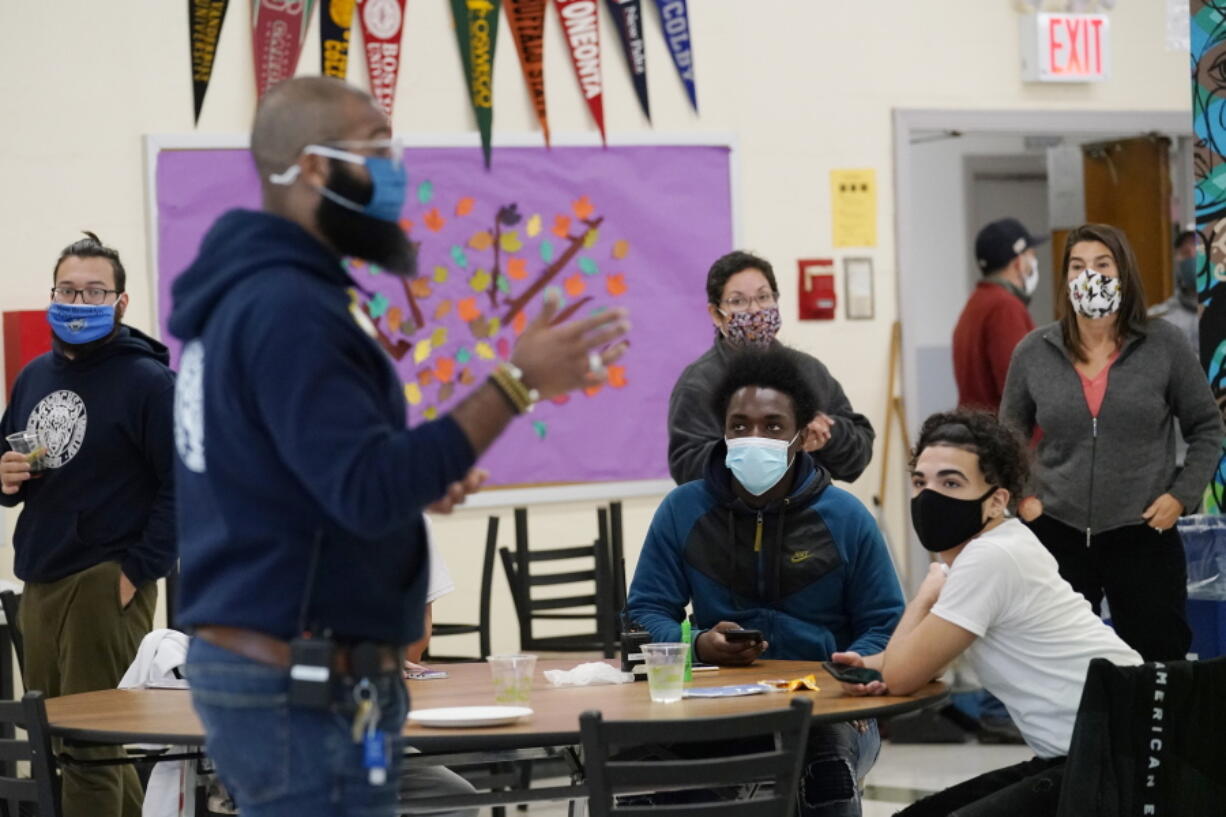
[171,76,628,817]
[627,346,904,817]
[0,232,176,817]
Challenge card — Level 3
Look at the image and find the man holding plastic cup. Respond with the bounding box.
[0,232,177,817]
[627,345,904,817]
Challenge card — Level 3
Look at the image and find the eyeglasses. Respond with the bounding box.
[721,292,778,312]
[51,286,121,305]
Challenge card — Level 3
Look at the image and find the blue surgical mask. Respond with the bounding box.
[724,434,799,496]
[268,141,407,223]
[47,302,116,344]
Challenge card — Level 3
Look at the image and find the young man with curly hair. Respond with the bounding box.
[629,345,903,817]
[831,410,1142,816]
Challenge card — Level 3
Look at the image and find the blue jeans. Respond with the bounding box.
[796,720,881,817]
[185,638,409,817]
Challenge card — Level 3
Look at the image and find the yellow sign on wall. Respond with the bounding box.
[831,169,877,248]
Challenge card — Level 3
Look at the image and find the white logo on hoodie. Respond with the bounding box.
[175,340,206,473]
[27,390,87,469]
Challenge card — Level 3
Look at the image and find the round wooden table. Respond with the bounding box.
[45,659,947,751]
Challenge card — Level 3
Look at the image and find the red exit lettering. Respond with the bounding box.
[1047,15,1104,77]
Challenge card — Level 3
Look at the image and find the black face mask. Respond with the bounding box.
[315,161,417,277]
[910,486,998,553]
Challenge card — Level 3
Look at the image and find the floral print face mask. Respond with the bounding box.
[1067,269,1122,319]
[721,306,781,348]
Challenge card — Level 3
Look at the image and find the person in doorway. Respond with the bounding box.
[951,218,1044,412]
[1001,223,1223,662]
[630,345,903,817]
[1149,229,1200,352]
[831,409,1143,817]
[667,250,875,485]
[173,76,629,817]
[0,232,176,817]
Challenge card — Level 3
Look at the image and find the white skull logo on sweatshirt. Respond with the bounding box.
[26,390,87,469]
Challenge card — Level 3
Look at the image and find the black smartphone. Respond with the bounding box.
[723,628,764,643]
[822,661,883,685]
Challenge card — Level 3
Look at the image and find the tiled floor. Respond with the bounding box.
[513,740,1034,817]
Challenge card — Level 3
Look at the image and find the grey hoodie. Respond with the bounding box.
[667,339,875,484]
[1001,320,1223,535]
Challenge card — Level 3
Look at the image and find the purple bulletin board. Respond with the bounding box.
[153,144,733,488]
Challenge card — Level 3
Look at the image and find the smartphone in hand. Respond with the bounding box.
[822,661,883,685]
[723,628,764,643]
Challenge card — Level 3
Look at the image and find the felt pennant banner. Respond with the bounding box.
[555,0,606,144]
[504,0,551,146]
[605,0,649,122]
[653,0,696,112]
[189,0,230,124]
[358,0,408,117]
[320,0,356,78]
[251,0,312,99]
[451,0,502,167]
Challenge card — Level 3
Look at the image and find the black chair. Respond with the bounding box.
[499,506,618,658]
[579,698,813,817]
[0,692,62,817]
[0,593,22,681]
[425,516,498,662]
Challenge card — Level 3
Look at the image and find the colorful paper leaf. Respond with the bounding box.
[424,208,446,232]
[433,265,449,283]
[612,239,630,259]
[410,278,432,298]
[550,394,570,405]
[607,365,628,388]
[451,246,469,267]
[435,357,455,383]
[470,317,492,338]
[565,274,586,297]
[413,337,433,364]
[405,382,423,405]
[386,306,403,333]
[417,180,434,205]
[455,196,475,216]
[497,337,511,359]
[457,297,480,322]
[399,218,414,233]
[552,214,571,238]
[497,274,511,294]
[455,347,473,364]
[469,230,494,251]
[500,230,523,252]
[439,382,456,403]
[583,384,602,397]
[583,228,600,249]
[459,367,476,385]
[532,420,548,439]
[487,317,502,335]
[418,369,436,386]
[513,311,527,335]
[470,269,493,292]
[573,195,595,220]
[578,257,599,276]
[540,240,555,263]
[367,293,389,319]
[475,341,495,360]
[507,257,529,280]
[606,274,628,296]
[430,327,448,348]
[424,406,438,420]
[433,300,453,319]
[526,213,542,237]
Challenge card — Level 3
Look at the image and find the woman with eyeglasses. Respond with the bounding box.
[1001,223,1223,662]
[667,250,875,484]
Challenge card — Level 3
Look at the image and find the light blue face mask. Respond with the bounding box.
[47,302,116,344]
[268,141,407,223]
[724,434,799,496]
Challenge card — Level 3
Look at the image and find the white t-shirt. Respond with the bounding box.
[421,515,455,604]
[931,518,1142,758]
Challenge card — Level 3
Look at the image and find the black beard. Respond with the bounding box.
[55,311,122,358]
[316,162,417,276]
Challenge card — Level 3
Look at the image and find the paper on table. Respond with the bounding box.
[683,684,774,698]
[544,662,634,686]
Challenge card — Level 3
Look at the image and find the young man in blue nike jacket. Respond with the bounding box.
[628,345,904,817]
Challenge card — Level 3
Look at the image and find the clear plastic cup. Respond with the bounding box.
[487,654,537,706]
[5,431,47,472]
[642,642,689,703]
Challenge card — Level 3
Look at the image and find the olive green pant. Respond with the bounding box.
[21,560,156,817]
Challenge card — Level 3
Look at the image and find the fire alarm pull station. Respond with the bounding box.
[797,259,837,321]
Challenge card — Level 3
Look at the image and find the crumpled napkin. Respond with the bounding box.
[544,662,634,686]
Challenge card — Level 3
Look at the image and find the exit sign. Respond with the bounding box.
[1020,13,1110,83]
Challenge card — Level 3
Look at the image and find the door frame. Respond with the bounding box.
[891,109,1191,591]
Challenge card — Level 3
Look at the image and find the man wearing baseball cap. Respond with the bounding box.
[952,218,1047,412]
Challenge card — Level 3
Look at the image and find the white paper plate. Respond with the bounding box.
[408,706,533,728]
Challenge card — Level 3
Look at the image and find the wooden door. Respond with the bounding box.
[1081,135,1173,308]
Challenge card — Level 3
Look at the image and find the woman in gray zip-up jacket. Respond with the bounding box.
[1001,224,1222,663]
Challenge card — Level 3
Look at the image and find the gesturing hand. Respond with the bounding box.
[427,468,489,514]
[509,292,630,400]
[802,413,836,452]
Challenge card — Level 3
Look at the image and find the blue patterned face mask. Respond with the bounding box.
[725,434,799,496]
[47,303,116,344]
[268,140,407,223]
